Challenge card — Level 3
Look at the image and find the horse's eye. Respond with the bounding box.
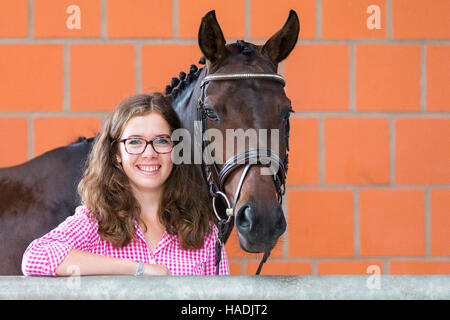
[205,108,220,121]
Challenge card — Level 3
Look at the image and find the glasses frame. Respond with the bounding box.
[117,136,173,155]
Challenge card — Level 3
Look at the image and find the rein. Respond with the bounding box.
[197,72,290,275]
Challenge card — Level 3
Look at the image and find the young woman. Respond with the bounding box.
[22,93,230,276]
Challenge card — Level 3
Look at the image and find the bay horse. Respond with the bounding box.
[0,10,299,275]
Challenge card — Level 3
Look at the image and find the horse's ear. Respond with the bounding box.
[198,10,226,64]
[261,10,300,64]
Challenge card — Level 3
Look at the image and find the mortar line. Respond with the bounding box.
[316,0,322,39]
[312,259,317,276]
[28,117,34,160]
[421,44,427,112]
[28,0,34,39]
[349,43,355,111]
[354,188,360,258]
[318,116,324,185]
[1,38,450,44]
[278,61,285,77]
[386,0,392,39]
[390,117,395,185]
[64,43,70,112]
[101,0,107,38]
[135,43,142,94]
[0,112,110,117]
[290,112,450,117]
[173,0,179,38]
[286,184,450,189]
[245,0,251,40]
[228,256,450,261]
[425,188,430,257]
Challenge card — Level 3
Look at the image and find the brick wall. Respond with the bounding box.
[0,0,448,275]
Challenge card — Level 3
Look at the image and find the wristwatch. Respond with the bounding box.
[134,260,145,276]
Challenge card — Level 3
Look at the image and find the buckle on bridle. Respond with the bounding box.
[212,191,233,224]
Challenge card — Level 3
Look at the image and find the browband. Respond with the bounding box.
[201,73,286,87]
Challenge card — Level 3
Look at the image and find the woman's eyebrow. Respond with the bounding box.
[125,134,171,139]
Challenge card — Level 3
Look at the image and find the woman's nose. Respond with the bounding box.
[141,143,158,157]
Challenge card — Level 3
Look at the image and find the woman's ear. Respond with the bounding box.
[116,154,122,164]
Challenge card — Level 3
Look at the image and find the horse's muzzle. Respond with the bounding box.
[235,202,286,253]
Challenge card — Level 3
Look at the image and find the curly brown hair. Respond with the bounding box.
[77,93,213,249]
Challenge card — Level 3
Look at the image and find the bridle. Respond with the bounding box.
[197,71,292,275]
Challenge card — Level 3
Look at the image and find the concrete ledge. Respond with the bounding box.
[0,275,449,300]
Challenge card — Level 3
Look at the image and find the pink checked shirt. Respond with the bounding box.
[22,205,230,276]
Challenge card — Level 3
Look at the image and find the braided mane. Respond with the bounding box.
[164,40,256,100]
[164,57,206,100]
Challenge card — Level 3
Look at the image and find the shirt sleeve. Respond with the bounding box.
[204,224,230,275]
[21,206,99,276]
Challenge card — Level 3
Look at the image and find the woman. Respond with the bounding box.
[22,93,230,276]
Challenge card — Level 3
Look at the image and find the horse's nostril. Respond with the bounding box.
[236,205,252,232]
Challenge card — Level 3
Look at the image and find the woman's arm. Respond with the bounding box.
[22,207,99,276]
[55,249,169,276]
[22,206,170,276]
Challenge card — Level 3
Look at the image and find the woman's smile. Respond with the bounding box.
[136,164,162,175]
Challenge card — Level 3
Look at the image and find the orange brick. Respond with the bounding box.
[360,189,425,257]
[324,117,390,185]
[250,0,315,39]
[34,0,101,38]
[70,44,136,111]
[33,117,101,157]
[395,118,450,185]
[178,0,245,39]
[246,261,312,275]
[318,260,384,275]
[141,44,203,92]
[285,44,349,111]
[0,0,28,37]
[355,44,421,111]
[286,118,319,186]
[430,189,450,256]
[426,45,450,112]
[389,261,450,275]
[228,261,243,275]
[322,0,386,39]
[0,44,63,112]
[288,189,354,258]
[107,0,172,38]
[392,0,450,39]
[225,228,283,259]
[0,118,28,167]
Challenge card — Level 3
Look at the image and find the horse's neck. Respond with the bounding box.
[172,70,207,178]
[173,69,206,134]
[0,139,93,185]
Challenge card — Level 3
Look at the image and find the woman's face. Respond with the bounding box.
[116,112,174,196]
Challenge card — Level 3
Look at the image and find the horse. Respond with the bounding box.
[0,137,95,274]
[0,10,299,275]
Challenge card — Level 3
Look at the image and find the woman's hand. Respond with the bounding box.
[143,263,171,276]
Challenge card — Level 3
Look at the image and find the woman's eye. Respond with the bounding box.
[155,138,170,145]
[129,139,143,145]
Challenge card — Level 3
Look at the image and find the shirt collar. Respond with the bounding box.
[134,220,175,254]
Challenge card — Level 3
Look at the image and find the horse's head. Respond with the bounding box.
[198,10,300,253]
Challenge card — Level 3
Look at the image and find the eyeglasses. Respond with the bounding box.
[118,136,174,155]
